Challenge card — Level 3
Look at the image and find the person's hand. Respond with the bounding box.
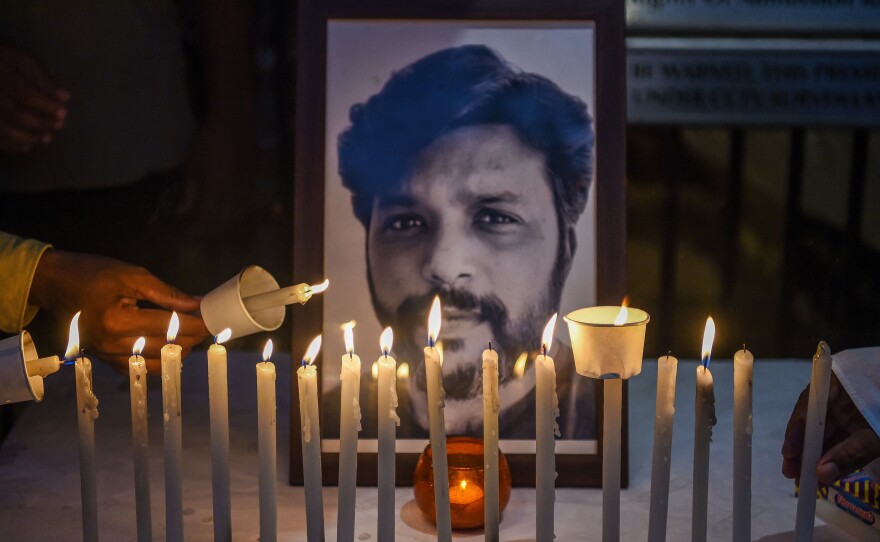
[28,249,208,374]
[0,45,68,153]
[782,373,880,484]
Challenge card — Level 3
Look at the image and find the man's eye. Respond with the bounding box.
[474,209,519,225]
[383,214,425,232]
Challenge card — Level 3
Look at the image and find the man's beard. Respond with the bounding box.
[367,257,566,401]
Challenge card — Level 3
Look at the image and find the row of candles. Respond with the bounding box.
[59,296,831,542]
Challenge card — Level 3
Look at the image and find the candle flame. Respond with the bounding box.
[216,328,232,345]
[167,312,180,343]
[371,361,379,379]
[513,351,529,378]
[614,296,629,326]
[397,362,410,379]
[64,311,82,360]
[262,339,273,362]
[133,337,145,357]
[428,296,441,345]
[339,319,356,330]
[310,278,330,294]
[460,479,468,490]
[302,335,322,366]
[541,313,558,354]
[343,321,355,355]
[380,327,393,355]
[701,317,715,368]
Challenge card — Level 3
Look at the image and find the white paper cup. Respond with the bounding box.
[0,332,45,403]
[564,306,650,380]
[201,265,285,340]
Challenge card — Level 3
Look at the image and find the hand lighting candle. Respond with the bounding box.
[377,327,399,542]
[297,335,324,542]
[733,347,754,542]
[337,322,362,542]
[208,328,232,542]
[424,296,452,542]
[536,314,559,542]
[242,278,329,313]
[483,342,501,542]
[69,312,99,542]
[162,312,184,542]
[692,317,717,542]
[129,336,152,542]
[647,353,678,542]
[257,339,277,542]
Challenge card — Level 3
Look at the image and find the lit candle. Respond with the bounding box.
[483,342,500,542]
[162,312,184,542]
[68,312,99,542]
[692,317,717,542]
[425,296,452,542]
[297,335,325,542]
[794,342,832,542]
[129,336,152,542]
[208,328,232,542]
[536,314,559,542]
[733,347,754,542]
[337,322,362,541]
[257,339,277,542]
[647,353,678,542]
[242,278,329,313]
[377,327,399,542]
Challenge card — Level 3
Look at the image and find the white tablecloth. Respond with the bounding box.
[0,353,861,541]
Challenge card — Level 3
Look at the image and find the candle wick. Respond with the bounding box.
[667,350,672,358]
[542,345,547,357]
[488,341,493,352]
[302,359,307,367]
[743,343,746,353]
[428,336,435,348]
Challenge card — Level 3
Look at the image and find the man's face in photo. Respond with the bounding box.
[365,124,562,400]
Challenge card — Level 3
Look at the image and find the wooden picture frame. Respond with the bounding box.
[291,0,627,488]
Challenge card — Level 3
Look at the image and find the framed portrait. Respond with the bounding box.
[291,0,626,488]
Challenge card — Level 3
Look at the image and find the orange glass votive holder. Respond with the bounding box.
[413,436,512,530]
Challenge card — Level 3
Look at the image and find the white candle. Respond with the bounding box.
[536,314,559,542]
[208,329,232,541]
[604,378,623,542]
[733,348,754,542]
[377,327,399,542]
[337,323,362,541]
[692,317,716,542]
[297,335,325,542]
[425,296,452,542]
[129,337,152,542]
[162,312,184,542]
[794,342,833,542]
[483,345,500,542]
[242,278,329,313]
[68,312,99,542]
[647,354,678,542]
[257,340,277,542]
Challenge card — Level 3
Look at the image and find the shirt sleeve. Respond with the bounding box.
[0,232,51,333]
[832,347,880,440]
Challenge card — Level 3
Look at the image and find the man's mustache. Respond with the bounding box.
[395,288,508,326]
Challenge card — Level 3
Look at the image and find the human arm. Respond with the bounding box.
[0,45,68,153]
[782,348,880,484]
[28,249,209,374]
[0,231,52,333]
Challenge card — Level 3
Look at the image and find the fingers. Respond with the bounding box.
[781,385,811,479]
[817,428,880,484]
[129,271,202,313]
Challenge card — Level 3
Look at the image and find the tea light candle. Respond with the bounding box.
[257,339,277,542]
[377,327,399,542]
[208,328,232,541]
[692,317,716,542]
[647,354,678,542]
[794,342,832,542]
[483,343,500,542]
[129,337,152,542]
[424,296,452,542]
[68,312,99,542]
[162,312,184,542]
[297,335,325,542]
[733,347,754,542]
[536,314,559,542]
[337,323,362,541]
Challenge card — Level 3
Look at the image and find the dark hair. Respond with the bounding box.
[338,44,594,228]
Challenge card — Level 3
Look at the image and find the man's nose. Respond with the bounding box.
[421,224,475,288]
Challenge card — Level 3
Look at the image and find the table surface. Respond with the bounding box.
[0,352,863,541]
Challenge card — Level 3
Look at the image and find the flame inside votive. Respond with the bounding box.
[614,297,629,326]
[133,337,146,357]
[167,312,180,343]
[371,361,379,380]
[216,328,232,345]
[701,317,716,368]
[541,313,558,354]
[262,339,273,362]
[65,311,82,360]
[380,327,393,356]
[302,335,322,366]
[310,278,330,294]
[428,296,441,346]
